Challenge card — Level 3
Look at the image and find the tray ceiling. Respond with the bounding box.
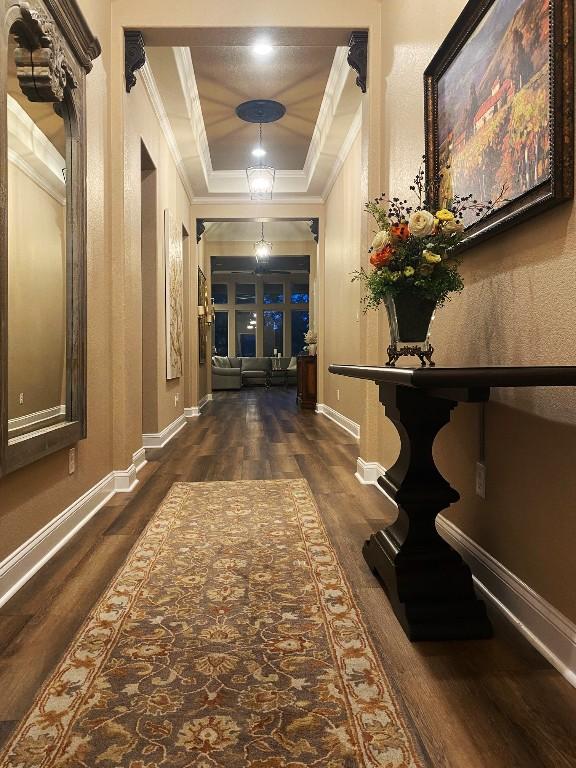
[190,45,336,171]
[144,28,363,201]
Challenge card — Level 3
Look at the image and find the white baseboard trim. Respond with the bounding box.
[8,404,66,432]
[0,449,148,610]
[114,448,148,493]
[142,414,186,448]
[356,456,576,688]
[132,447,147,474]
[437,515,576,688]
[184,393,213,420]
[355,457,387,486]
[316,403,360,440]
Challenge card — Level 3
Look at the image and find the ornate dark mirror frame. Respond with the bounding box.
[0,0,100,476]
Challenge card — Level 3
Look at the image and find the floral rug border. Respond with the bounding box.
[0,480,423,768]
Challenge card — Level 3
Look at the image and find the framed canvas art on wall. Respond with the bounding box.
[424,0,573,248]
[164,209,184,380]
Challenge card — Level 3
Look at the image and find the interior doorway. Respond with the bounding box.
[140,141,158,435]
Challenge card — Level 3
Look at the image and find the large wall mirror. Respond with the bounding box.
[0,0,100,476]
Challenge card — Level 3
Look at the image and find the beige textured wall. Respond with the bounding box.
[7,163,66,421]
[369,0,576,622]
[0,0,112,561]
[323,131,363,424]
[123,73,192,437]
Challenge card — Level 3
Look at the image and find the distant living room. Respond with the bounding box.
[206,220,316,392]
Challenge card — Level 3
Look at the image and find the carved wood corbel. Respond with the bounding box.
[125,30,145,93]
[13,1,77,102]
[347,31,368,93]
[309,218,319,243]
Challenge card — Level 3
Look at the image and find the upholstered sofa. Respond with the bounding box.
[212,356,242,390]
[239,357,270,387]
[212,356,297,390]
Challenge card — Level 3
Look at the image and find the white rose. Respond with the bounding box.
[371,230,391,251]
[408,210,435,238]
[442,218,465,234]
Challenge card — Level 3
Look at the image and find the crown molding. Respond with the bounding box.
[322,104,362,200]
[139,61,195,203]
[7,95,66,206]
[170,44,356,200]
[191,195,325,205]
[303,47,351,185]
[173,46,212,187]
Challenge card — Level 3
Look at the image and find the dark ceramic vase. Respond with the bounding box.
[384,293,437,367]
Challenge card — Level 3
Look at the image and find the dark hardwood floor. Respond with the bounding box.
[1,387,576,766]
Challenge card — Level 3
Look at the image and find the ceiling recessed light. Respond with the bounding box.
[253,41,273,56]
[252,147,267,158]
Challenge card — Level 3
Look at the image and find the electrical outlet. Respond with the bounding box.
[68,448,76,475]
[475,461,486,499]
[19,392,24,405]
[174,393,180,406]
[336,389,340,401]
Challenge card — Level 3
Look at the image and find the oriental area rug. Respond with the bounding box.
[0,480,422,768]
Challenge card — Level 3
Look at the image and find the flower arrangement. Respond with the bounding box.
[304,329,318,345]
[353,161,500,310]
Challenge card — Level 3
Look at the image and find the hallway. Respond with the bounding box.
[1,390,576,767]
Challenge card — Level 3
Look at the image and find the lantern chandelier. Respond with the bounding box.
[254,222,272,262]
[235,99,286,201]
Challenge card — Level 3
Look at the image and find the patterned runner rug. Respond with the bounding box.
[0,480,422,768]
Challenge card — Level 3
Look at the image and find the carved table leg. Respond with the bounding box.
[363,385,492,641]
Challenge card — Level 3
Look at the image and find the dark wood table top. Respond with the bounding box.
[328,365,576,389]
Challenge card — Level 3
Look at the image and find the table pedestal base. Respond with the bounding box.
[363,531,492,641]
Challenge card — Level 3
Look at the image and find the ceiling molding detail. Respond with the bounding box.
[139,61,195,203]
[302,47,350,186]
[173,46,212,187]
[321,105,362,200]
[7,95,66,206]
[125,31,146,93]
[169,45,357,200]
[347,31,368,93]
[190,196,325,205]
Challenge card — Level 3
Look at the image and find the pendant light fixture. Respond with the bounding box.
[235,99,286,201]
[246,122,275,200]
[254,222,272,263]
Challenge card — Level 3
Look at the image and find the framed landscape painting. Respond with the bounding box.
[425,0,573,248]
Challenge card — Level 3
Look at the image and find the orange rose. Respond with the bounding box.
[370,245,393,268]
[391,223,410,241]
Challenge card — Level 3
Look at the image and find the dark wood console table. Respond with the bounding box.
[297,356,317,409]
[329,365,576,641]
